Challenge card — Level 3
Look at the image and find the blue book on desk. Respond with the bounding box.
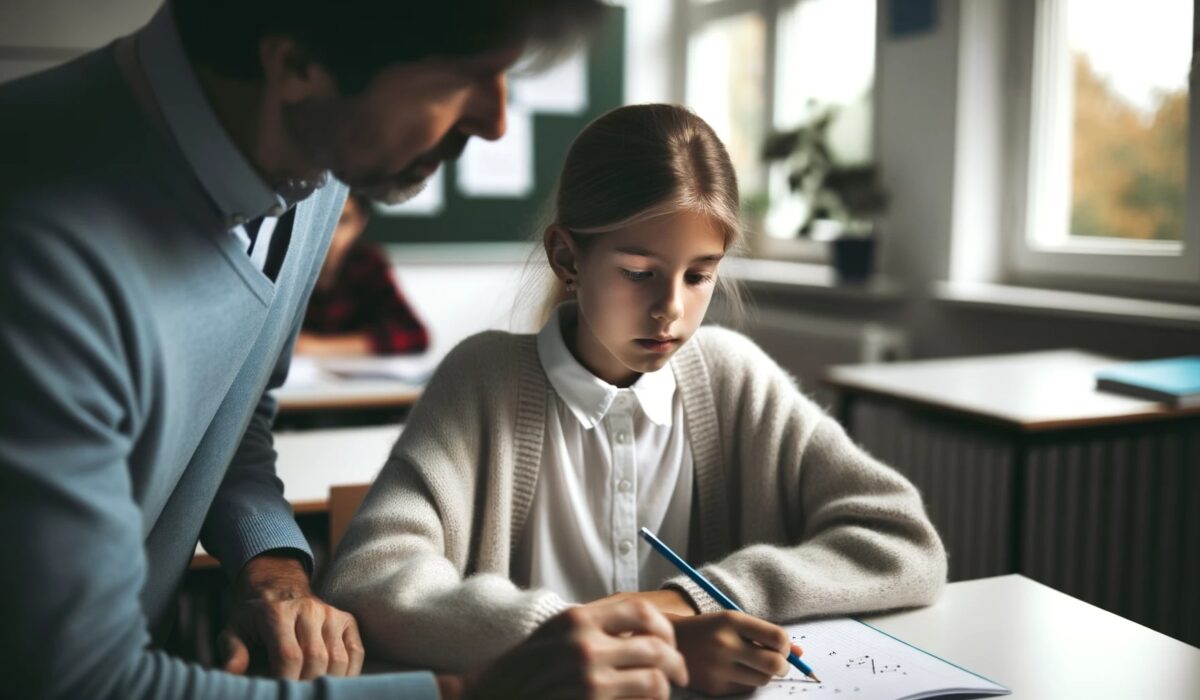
[1095,356,1200,408]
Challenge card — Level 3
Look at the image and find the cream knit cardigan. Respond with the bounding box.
[323,326,947,673]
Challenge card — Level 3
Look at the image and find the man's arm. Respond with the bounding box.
[0,214,437,699]
[199,316,312,578]
[200,290,370,680]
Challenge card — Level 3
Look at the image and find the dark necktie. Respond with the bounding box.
[243,209,295,283]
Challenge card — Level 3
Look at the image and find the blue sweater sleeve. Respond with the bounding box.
[200,308,314,577]
[0,212,439,700]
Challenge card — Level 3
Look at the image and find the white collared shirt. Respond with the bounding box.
[514,305,694,603]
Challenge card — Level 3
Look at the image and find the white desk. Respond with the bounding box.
[276,356,431,413]
[272,425,399,512]
[864,575,1200,698]
[193,425,400,567]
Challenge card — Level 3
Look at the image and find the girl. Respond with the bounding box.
[323,104,947,696]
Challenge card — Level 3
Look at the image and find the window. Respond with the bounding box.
[1011,0,1200,285]
[677,0,877,259]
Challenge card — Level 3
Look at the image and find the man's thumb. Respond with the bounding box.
[221,632,251,675]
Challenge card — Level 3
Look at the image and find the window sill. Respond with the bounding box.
[723,257,906,304]
[933,281,1200,330]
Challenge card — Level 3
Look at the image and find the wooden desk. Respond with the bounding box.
[865,575,1200,698]
[191,425,400,568]
[826,350,1200,648]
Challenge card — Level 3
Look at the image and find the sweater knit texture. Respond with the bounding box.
[323,326,948,673]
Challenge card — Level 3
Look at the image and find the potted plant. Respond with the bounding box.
[761,105,889,281]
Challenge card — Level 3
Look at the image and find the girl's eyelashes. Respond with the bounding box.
[619,268,716,285]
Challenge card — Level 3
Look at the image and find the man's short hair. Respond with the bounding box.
[173,0,607,93]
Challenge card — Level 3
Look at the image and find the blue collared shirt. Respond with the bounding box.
[138,2,294,268]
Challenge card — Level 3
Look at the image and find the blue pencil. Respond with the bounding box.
[639,526,821,683]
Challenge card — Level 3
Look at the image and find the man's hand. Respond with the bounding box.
[452,599,689,700]
[219,551,364,680]
[671,611,800,697]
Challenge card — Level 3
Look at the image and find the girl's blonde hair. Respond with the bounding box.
[535,103,745,323]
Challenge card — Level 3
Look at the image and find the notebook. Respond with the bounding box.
[674,617,1009,700]
[1094,356,1200,408]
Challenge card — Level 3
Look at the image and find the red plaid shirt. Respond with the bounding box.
[302,244,429,355]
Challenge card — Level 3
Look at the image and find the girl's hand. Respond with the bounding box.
[671,611,800,697]
[587,589,700,617]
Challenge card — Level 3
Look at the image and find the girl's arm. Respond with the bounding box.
[666,329,948,621]
[320,336,569,673]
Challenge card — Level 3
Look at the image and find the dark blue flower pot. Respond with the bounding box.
[832,236,876,282]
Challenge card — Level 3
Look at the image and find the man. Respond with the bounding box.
[0,1,688,698]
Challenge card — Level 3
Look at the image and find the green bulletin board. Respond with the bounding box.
[364,7,625,245]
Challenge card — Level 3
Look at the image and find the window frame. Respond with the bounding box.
[1004,0,1200,287]
[673,0,880,263]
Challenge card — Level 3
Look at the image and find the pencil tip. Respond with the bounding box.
[809,674,822,683]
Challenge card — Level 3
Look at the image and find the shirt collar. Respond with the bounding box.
[537,304,676,429]
[137,2,288,226]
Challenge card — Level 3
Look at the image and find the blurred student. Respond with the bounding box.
[324,104,948,697]
[297,193,430,357]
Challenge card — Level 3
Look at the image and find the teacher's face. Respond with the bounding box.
[273,42,520,205]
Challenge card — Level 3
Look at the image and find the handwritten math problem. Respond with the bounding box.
[673,618,1006,700]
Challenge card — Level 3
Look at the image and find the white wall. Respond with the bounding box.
[0,0,159,84]
[876,0,961,288]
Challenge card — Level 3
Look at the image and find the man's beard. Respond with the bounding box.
[281,99,468,206]
[354,173,428,206]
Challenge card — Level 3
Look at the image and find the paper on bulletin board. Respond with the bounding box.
[374,167,445,217]
[510,48,588,115]
[457,104,534,198]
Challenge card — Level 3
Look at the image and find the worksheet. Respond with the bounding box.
[675,617,1009,700]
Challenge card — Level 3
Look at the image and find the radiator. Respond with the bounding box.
[850,400,1016,582]
[846,397,1200,648]
[1020,424,1200,649]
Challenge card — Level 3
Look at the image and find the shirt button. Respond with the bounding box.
[618,479,633,493]
[615,431,629,444]
[619,540,634,555]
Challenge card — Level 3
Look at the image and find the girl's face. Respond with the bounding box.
[556,211,726,387]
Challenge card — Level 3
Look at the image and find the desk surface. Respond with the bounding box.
[865,575,1200,698]
[276,356,430,413]
[273,425,399,512]
[192,425,400,567]
[827,350,1200,431]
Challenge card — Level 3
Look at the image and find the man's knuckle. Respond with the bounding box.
[651,670,671,698]
[632,599,656,618]
[562,606,590,627]
[582,668,605,694]
[570,637,597,665]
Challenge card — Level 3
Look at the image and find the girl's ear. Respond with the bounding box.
[543,225,581,282]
